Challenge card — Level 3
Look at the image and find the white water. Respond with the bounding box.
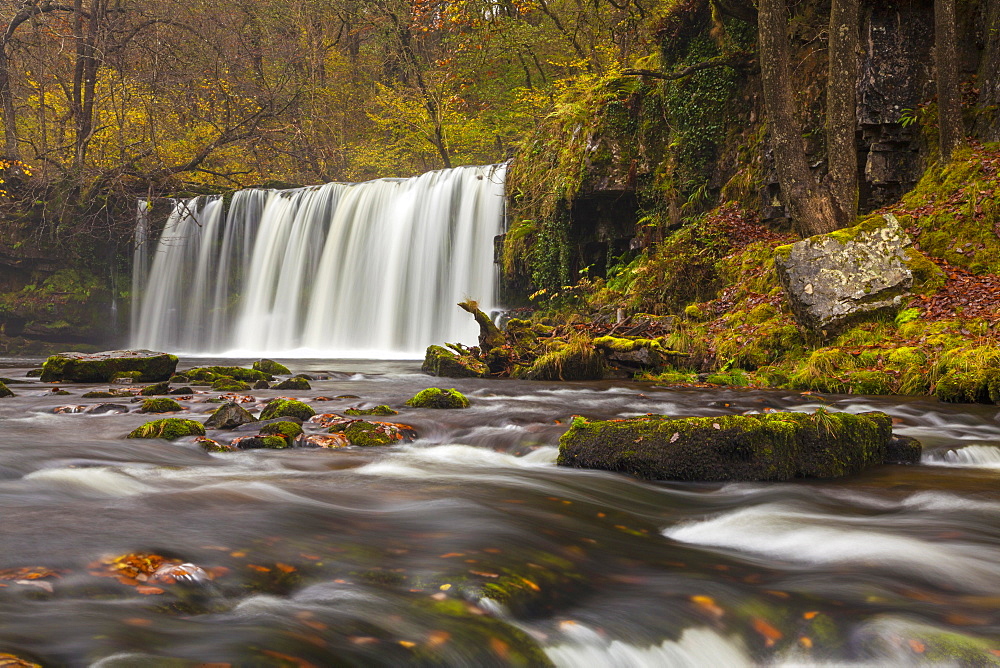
[131,164,506,356]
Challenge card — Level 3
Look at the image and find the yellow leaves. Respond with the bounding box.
[690,595,724,619]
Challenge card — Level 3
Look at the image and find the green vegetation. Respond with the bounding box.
[138,397,183,413]
[252,359,291,376]
[345,405,398,416]
[405,388,471,409]
[258,398,316,421]
[127,418,205,440]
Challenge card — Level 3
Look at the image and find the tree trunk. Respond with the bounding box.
[758,0,840,236]
[0,49,17,159]
[934,0,964,161]
[826,0,860,225]
[977,0,1000,141]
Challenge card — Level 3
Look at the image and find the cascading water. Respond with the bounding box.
[131,164,506,356]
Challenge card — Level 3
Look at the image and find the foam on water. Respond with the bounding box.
[21,467,152,498]
[544,623,751,668]
[664,503,1000,591]
[923,444,1000,468]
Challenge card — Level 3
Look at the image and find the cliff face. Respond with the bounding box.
[503,0,994,297]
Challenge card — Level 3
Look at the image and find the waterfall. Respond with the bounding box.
[131,164,506,357]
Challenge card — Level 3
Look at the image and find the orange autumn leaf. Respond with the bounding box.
[752,618,784,646]
[803,611,819,620]
[427,630,451,647]
[690,595,724,619]
[489,637,510,659]
[908,639,926,654]
[259,650,318,668]
[135,585,165,595]
[519,577,541,592]
[799,636,813,649]
[275,563,296,573]
[247,565,271,573]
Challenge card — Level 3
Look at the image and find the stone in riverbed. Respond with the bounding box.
[40,350,179,383]
[204,401,257,429]
[127,418,205,440]
[0,381,14,398]
[139,381,171,396]
[405,387,470,409]
[253,359,291,376]
[139,397,183,413]
[273,377,311,390]
[557,410,919,482]
[774,214,913,337]
[259,398,315,421]
[421,344,488,378]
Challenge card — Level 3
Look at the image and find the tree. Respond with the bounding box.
[934,0,964,161]
[977,0,1000,141]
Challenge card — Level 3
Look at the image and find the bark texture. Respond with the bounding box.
[934,0,964,160]
[977,0,1000,141]
[826,0,860,225]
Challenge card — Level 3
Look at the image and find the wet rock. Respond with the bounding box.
[169,386,194,395]
[405,387,470,409]
[204,401,257,430]
[259,420,304,446]
[345,405,398,416]
[127,418,205,439]
[233,416,303,432]
[26,368,43,377]
[422,344,488,378]
[39,350,178,383]
[299,433,351,448]
[0,381,13,398]
[558,410,914,481]
[343,420,417,446]
[259,398,315,421]
[197,436,234,453]
[138,397,183,413]
[886,434,923,464]
[273,377,311,391]
[232,435,289,450]
[592,336,683,370]
[81,390,124,399]
[252,359,291,376]
[138,381,171,396]
[86,403,130,415]
[253,380,270,390]
[775,215,913,337]
[211,378,252,391]
[53,405,85,414]
[50,389,71,396]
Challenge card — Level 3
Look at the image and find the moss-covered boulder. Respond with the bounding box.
[273,376,311,390]
[593,335,683,370]
[138,397,183,413]
[343,420,416,446]
[512,339,607,381]
[232,435,290,450]
[138,381,171,396]
[259,420,304,446]
[81,390,119,398]
[127,418,205,440]
[211,377,252,391]
[40,350,178,383]
[204,402,257,429]
[558,410,918,481]
[345,405,398,416]
[405,387,470,409]
[185,366,271,383]
[934,368,1000,404]
[253,359,291,375]
[0,381,14,398]
[421,344,488,378]
[259,398,315,421]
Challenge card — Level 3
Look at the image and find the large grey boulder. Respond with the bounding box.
[774,214,913,337]
[40,350,179,383]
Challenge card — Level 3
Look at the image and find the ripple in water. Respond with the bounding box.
[923,444,1000,468]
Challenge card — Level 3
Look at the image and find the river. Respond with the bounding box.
[0,357,998,666]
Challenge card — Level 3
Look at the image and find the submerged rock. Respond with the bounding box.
[232,434,289,450]
[40,350,178,383]
[86,403,130,414]
[204,401,257,429]
[345,405,398,416]
[211,377,252,391]
[775,214,913,337]
[127,418,205,440]
[558,410,919,481]
[405,387,470,409]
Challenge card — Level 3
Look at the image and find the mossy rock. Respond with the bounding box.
[273,377,311,390]
[112,371,143,382]
[405,388,470,409]
[253,359,291,375]
[26,368,43,377]
[211,378,252,391]
[139,381,171,396]
[259,398,316,421]
[127,418,205,440]
[169,374,189,383]
[934,368,1000,404]
[139,397,184,413]
[233,434,289,450]
[344,405,398,416]
[186,366,270,383]
[203,402,257,429]
[421,344,488,378]
[343,420,415,446]
[0,382,14,398]
[845,370,895,395]
[513,340,607,381]
[259,420,304,446]
[253,380,270,390]
[558,410,915,481]
[81,390,119,399]
[40,350,178,383]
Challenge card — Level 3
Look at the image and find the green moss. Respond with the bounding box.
[139,397,183,413]
[513,337,607,381]
[558,411,899,481]
[405,387,471,409]
[345,405,398,416]
[40,352,178,383]
[252,359,291,375]
[343,421,411,446]
[421,344,489,378]
[112,371,143,382]
[139,381,170,396]
[905,248,947,295]
[234,435,290,450]
[127,418,205,440]
[705,369,750,387]
[259,420,303,446]
[845,370,894,395]
[81,390,118,398]
[0,381,14,398]
[272,377,311,390]
[211,378,252,391]
[258,398,316,421]
[186,366,270,382]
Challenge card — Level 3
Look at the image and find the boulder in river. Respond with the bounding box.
[40,350,178,383]
[138,397,183,413]
[252,358,291,376]
[273,376,311,391]
[421,344,488,378]
[557,410,919,481]
[343,420,416,446]
[405,387,470,409]
[774,214,913,337]
[259,398,315,421]
[0,381,14,398]
[204,401,257,429]
[127,418,205,440]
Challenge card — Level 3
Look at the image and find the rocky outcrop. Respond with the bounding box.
[40,350,178,383]
[774,214,913,337]
[558,410,919,482]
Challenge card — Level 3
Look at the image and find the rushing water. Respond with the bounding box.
[131,165,506,357]
[1,358,1000,665]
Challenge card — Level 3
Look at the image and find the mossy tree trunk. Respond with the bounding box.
[977,0,1000,141]
[826,0,860,223]
[758,0,842,236]
[934,0,965,160]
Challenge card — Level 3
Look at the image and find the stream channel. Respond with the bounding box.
[0,357,998,666]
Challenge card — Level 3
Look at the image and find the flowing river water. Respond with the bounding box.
[1,357,999,666]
